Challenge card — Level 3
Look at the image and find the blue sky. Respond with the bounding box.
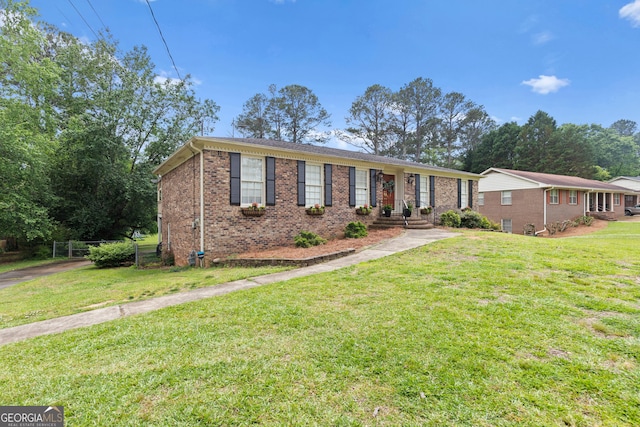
[30,0,640,147]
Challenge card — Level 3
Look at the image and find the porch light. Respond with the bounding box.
[407,173,415,185]
[376,170,384,183]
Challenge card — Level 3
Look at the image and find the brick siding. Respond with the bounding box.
[160,150,467,265]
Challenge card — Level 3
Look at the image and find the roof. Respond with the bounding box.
[482,168,631,192]
[154,136,482,179]
[609,176,640,183]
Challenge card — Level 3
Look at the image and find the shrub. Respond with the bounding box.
[344,221,368,238]
[460,210,485,228]
[86,241,135,268]
[162,250,175,266]
[439,210,461,228]
[294,231,327,248]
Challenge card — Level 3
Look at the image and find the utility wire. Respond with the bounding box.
[145,0,182,81]
[85,0,107,32]
[66,0,99,39]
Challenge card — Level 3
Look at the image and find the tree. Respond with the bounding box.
[45,27,219,239]
[587,124,640,178]
[0,0,59,242]
[610,119,638,137]
[514,111,557,172]
[341,84,394,155]
[270,84,331,143]
[394,78,442,163]
[463,122,521,173]
[545,124,594,178]
[235,93,269,138]
[438,92,475,168]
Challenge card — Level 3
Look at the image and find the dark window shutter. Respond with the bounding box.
[457,178,462,208]
[230,153,241,205]
[369,169,377,207]
[324,164,332,206]
[468,180,473,209]
[414,173,421,207]
[297,161,305,206]
[266,156,276,206]
[349,167,356,206]
[429,175,435,207]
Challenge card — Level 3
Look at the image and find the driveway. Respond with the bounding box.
[0,260,91,290]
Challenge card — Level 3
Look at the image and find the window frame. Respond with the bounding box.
[460,179,468,209]
[355,168,369,207]
[305,163,323,207]
[240,156,264,206]
[478,192,484,206]
[501,218,512,233]
[614,193,621,206]
[568,190,578,205]
[419,175,430,207]
[501,190,512,205]
[549,189,559,205]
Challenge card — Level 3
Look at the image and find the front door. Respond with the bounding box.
[382,174,395,209]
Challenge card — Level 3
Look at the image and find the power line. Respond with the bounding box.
[85,0,107,31]
[144,0,182,81]
[66,0,99,39]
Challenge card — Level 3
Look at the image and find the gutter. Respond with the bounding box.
[189,140,205,252]
[535,188,549,236]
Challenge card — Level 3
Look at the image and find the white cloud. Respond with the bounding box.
[154,75,181,86]
[522,75,570,94]
[620,0,640,27]
[532,31,554,45]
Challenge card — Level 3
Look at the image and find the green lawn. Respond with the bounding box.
[0,264,291,328]
[1,222,639,426]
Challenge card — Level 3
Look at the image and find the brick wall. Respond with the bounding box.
[160,151,472,265]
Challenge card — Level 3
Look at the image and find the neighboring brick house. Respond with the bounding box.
[154,137,481,265]
[478,168,630,235]
[607,176,640,209]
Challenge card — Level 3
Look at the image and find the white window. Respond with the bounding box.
[241,156,263,205]
[355,169,368,206]
[549,189,559,204]
[460,179,468,209]
[614,193,621,206]
[501,219,512,233]
[501,191,512,205]
[569,190,578,205]
[305,164,323,207]
[420,175,430,207]
[478,192,484,206]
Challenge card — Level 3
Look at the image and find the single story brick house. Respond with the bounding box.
[154,137,481,265]
[478,168,631,235]
[607,176,640,208]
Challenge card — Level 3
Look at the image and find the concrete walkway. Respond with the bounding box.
[0,229,458,346]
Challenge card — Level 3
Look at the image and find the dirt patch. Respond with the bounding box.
[540,219,609,238]
[236,228,404,259]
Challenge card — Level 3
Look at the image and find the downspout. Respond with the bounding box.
[535,188,549,236]
[189,140,205,252]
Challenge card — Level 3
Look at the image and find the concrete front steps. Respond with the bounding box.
[371,214,434,230]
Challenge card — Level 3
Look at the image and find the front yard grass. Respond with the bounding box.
[0,265,291,328]
[0,222,639,425]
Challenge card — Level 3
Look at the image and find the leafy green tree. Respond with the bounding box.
[463,122,521,173]
[0,0,59,242]
[545,124,594,178]
[514,111,557,172]
[44,26,218,239]
[394,77,442,163]
[270,84,331,143]
[341,84,394,155]
[587,124,639,178]
[610,119,637,137]
[235,93,269,138]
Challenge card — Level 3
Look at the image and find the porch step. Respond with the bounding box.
[588,211,618,221]
[371,215,434,230]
